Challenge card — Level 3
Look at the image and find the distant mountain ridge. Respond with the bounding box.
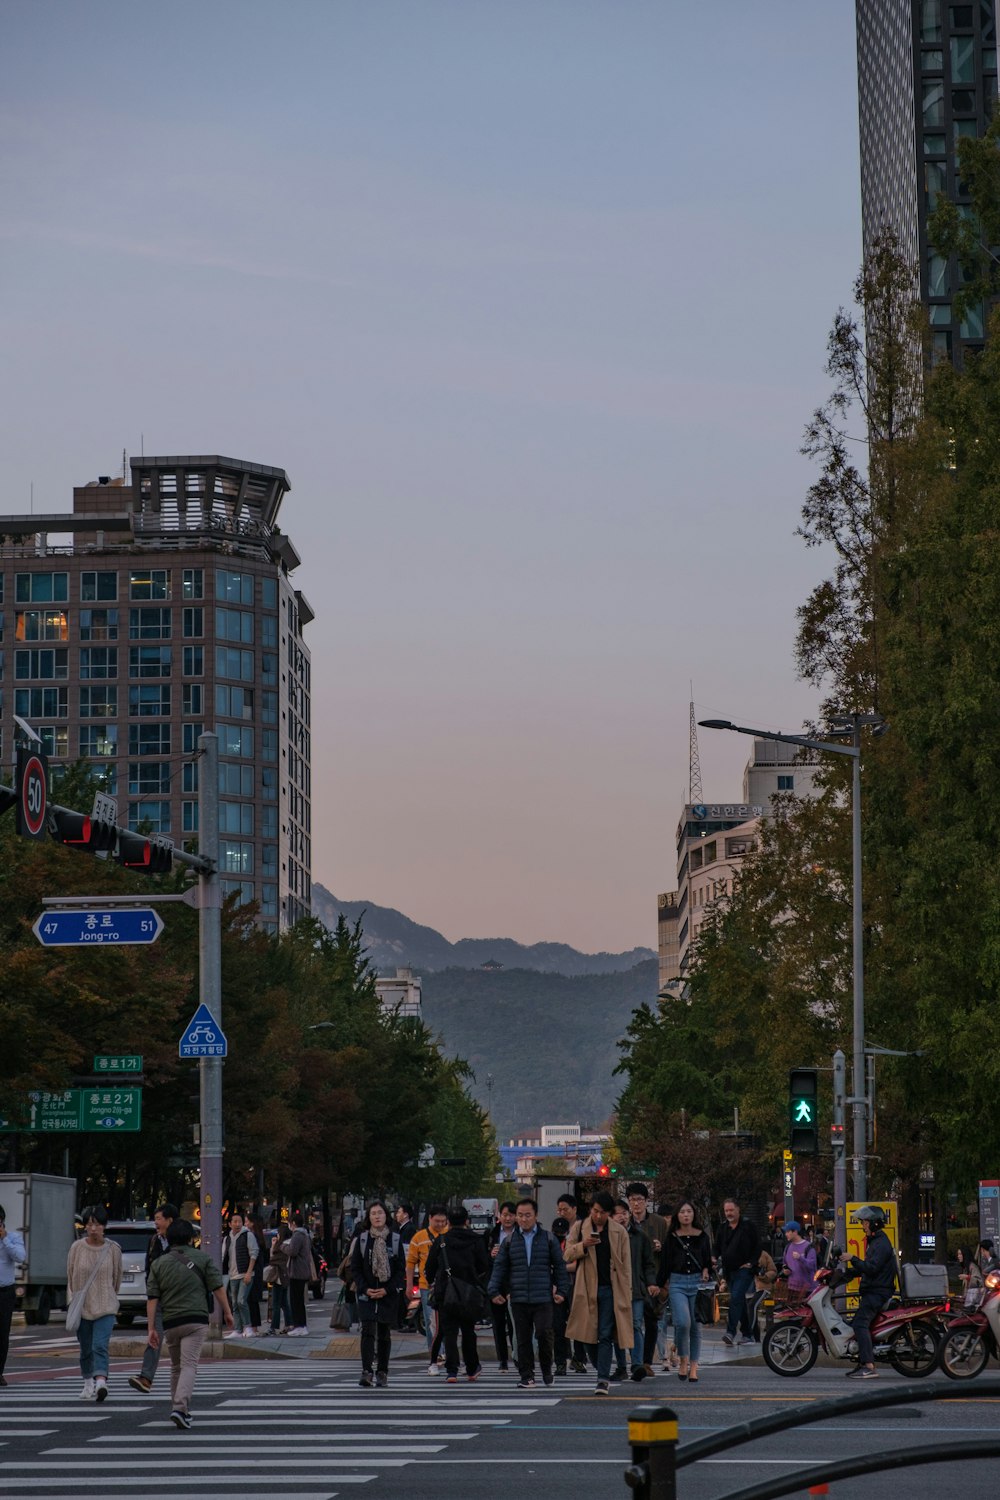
[311,885,654,976]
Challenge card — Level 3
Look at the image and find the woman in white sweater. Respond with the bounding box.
[66,1205,122,1401]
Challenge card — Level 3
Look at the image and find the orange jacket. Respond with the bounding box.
[406,1225,448,1290]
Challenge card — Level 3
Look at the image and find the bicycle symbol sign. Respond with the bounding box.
[178,1003,227,1058]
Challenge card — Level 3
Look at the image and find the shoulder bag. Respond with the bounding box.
[437,1239,487,1320]
[66,1243,110,1334]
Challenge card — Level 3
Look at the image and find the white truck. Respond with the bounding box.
[462,1197,499,1233]
[0,1173,77,1324]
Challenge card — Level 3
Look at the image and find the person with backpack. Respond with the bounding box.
[425,1206,490,1382]
[488,1199,570,1389]
[350,1200,406,1388]
[145,1218,233,1428]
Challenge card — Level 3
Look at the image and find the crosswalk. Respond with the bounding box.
[0,1360,590,1498]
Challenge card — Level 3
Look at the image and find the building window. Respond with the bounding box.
[704,841,717,863]
[216,569,254,605]
[261,768,277,802]
[130,569,170,601]
[215,646,254,681]
[923,133,946,155]
[182,608,204,637]
[952,88,976,113]
[127,800,171,833]
[129,608,171,640]
[220,762,254,796]
[961,303,985,338]
[262,614,278,648]
[182,568,204,600]
[925,160,948,208]
[79,724,118,757]
[261,652,278,686]
[921,0,942,40]
[16,648,69,680]
[220,801,254,835]
[38,725,68,757]
[930,303,952,325]
[182,646,204,676]
[81,571,118,601]
[923,81,945,124]
[949,4,973,26]
[182,801,199,833]
[261,805,278,839]
[80,608,119,641]
[128,762,170,796]
[182,762,199,794]
[928,253,949,296]
[182,683,203,716]
[220,840,254,874]
[220,724,253,757]
[129,723,171,756]
[15,573,68,603]
[922,48,943,69]
[216,607,254,644]
[79,686,117,717]
[950,36,976,81]
[262,843,278,872]
[129,646,172,678]
[128,684,171,717]
[262,728,277,762]
[80,647,118,680]
[262,691,278,724]
[261,577,277,608]
[216,685,253,719]
[15,686,67,718]
[261,883,278,918]
[777,774,794,790]
[182,722,203,754]
[221,880,255,906]
[15,609,69,643]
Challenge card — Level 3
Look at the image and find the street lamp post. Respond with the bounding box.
[700,712,885,1200]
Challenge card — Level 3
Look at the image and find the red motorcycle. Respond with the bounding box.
[938,1269,1000,1379]
[763,1254,948,1378]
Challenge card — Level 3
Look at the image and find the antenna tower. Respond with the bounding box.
[688,693,703,804]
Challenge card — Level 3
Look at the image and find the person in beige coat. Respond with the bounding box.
[564,1191,634,1394]
[67,1205,122,1402]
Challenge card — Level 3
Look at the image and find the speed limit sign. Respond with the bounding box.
[16,745,48,840]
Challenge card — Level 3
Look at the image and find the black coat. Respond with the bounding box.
[350,1229,406,1325]
[426,1225,490,1308]
[715,1217,761,1277]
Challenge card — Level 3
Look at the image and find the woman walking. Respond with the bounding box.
[67,1205,122,1401]
[350,1201,405,1388]
[659,1201,713,1383]
[268,1223,292,1334]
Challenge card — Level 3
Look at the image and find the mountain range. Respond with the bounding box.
[310,886,654,976]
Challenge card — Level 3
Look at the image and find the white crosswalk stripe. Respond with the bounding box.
[0,1359,592,1496]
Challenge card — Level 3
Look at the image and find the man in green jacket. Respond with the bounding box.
[146,1219,233,1428]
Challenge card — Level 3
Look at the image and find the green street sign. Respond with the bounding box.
[30,1090,82,1133]
[80,1087,142,1132]
[94,1055,143,1074]
[2,1088,143,1133]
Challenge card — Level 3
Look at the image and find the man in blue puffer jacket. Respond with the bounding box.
[489,1199,570,1388]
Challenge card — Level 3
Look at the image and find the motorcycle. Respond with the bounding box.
[310,1249,329,1301]
[762,1252,948,1378]
[938,1269,1000,1379]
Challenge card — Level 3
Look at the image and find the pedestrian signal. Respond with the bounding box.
[789,1067,818,1154]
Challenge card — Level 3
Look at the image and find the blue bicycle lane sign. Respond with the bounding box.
[179,1002,228,1059]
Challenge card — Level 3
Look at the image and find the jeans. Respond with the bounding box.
[269,1283,291,1332]
[655,1300,672,1362]
[228,1276,251,1333]
[419,1288,436,1354]
[669,1273,703,1363]
[725,1266,756,1338]
[586,1285,616,1383]
[441,1310,481,1377]
[77,1314,115,1377]
[852,1292,888,1366]
[164,1322,207,1413]
[140,1303,164,1381]
[511,1301,555,1381]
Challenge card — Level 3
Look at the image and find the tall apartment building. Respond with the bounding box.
[0,455,312,931]
[856,0,999,364]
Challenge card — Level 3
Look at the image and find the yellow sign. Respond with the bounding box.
[845,1201,898,1268]
[783,1149,793,1164]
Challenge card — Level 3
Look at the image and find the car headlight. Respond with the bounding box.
[985,1270,1000,1290]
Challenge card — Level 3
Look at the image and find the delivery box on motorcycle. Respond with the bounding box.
[901,1262,949,1300]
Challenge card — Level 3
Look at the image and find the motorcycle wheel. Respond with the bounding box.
[762,1322,818,1376]
[886,1318,941,1378]
[939,1328,990,1380]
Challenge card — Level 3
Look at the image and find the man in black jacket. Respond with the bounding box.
[485,1203,518,1370]
[426,1207,490,1382]
[128,1202,177,1393]
[845,1206,897,1379]
[715,1198,760,1345]
[488,1199,570,1388]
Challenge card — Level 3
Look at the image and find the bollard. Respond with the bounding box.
[624,1402,678,1500]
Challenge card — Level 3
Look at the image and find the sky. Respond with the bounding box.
[1,1,862,953]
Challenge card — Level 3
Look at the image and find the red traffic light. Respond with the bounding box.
[598,1165,610,1178]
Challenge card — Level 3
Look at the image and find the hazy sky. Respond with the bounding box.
[1,1,862,953]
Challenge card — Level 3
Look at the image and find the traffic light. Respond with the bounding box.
[116,832,173,874]
[830,1122,845,1150]
[598,1165,610,1178]
[50,808,117,854]
[789,1067,818,1154]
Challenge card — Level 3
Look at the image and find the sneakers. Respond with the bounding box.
[570,1358,588,1374]
[427,1362,440,1376]
[554,1362,567,1376]
[94,1378,108,1403]
[359,1371,374,1388]
[445,1375,459,1383]
[78,1378,95,1401]
[170,1409,192,1429]
[846,1365,878,1379]
[128,1375,152,1393]
[722,1332,737,1347]
[609,1368,626,1383]
[498,1362,509,1373]
[643,1362,655,1376]
[515,1377,536,1389]
[631,1367,648,1382]
[468,1372,480,1382]
[223,1330,242,1340]
[375,1371,388,1388]
[286,1327,309,1338]
[542,1374,555,1387]
[595,1380,610,1396]
[242,1327,257,1339]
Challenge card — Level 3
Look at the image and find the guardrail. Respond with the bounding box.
[624,1376,1000,1498]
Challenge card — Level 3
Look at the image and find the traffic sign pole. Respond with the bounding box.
[197,732,224,1273]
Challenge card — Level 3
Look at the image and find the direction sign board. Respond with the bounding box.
[16,745,48,840]
[3,1088,144,1132]
[80,1088,141,1132]
[94,1055,143,1074]
[179,1003,228,1058]
[33,908,164,947]
[29,1090,82,1132]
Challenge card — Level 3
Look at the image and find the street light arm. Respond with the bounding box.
[698,719,859,759]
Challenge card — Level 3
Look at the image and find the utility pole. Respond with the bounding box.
[197,732,223,1267]
[833,1049,847,1253]
[850,721,867,1200]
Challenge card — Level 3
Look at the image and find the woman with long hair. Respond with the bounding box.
[659,1200,713,1383]
[66,1205,122,1401]
[350,1200,405,1387]
[268,1223,292,1334]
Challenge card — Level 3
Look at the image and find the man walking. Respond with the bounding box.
[565,1192,634,1395]
[0,1203,25,1389]
[426,1206,490,1382]
[844,1205,897,1379]
[128,1202,177,1392]
[613,1199,659,1380]
[554,1193,588,1375]
[489,1199,569,1388]
[486,1202,518,1371]
[145,1218,233,1428]
[626,1183,667,1372]
[407,1205,450,1373]
[716,1198,761,1346]
[221,1211,259,1339]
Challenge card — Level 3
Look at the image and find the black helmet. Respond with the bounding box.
[855,1205,885,1229]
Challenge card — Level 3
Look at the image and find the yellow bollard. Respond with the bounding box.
[624,1403,678,1500]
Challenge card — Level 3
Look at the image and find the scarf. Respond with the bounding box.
[369,1225,391,1284]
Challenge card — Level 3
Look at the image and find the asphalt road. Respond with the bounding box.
[4,1319,1000,1499]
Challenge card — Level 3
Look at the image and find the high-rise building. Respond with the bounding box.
[0,455,312,930]
[856,0,999,365]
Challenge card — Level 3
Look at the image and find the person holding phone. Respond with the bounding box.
[564,1192,634,1396]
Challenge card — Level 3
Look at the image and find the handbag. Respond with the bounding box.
[66,1243,110,1334]
[695,1281,718,1326]
[329,1290,352,1330]
[438,1240,487,1320]
[263,1264,279,1285]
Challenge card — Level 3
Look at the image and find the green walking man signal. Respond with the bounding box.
[788,1067,818,1154]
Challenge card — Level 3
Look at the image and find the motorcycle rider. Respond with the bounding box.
[844,1206,897,1379]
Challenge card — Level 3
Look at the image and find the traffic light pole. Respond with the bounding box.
[850,732,867,1201]
[197,732,223,1272]
[833,1049,847,1254]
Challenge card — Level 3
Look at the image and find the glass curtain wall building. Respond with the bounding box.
[856,0,999,364]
